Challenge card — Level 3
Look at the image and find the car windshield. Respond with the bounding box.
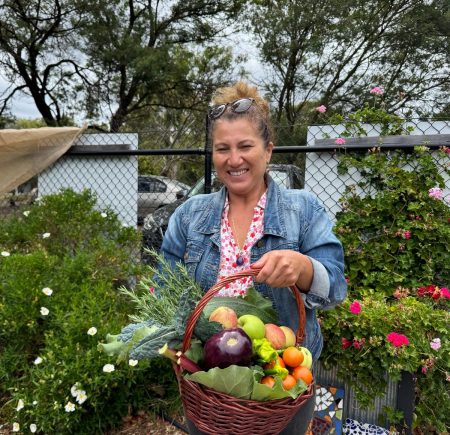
[186,169,289,198]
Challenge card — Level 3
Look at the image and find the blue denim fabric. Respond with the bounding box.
[160,176,347,361]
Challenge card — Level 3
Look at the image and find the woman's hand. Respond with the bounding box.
[250,250,313,291]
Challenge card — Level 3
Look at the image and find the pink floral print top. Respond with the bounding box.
[216,192,267,297]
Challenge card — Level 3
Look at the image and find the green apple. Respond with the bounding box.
[237,314,266,340]
[298,346,313,369]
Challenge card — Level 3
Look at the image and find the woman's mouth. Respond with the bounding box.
[228,169,248,177]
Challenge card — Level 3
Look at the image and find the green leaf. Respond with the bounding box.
[185,365,254,399]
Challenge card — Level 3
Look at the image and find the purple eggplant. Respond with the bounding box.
[203,328,253,370]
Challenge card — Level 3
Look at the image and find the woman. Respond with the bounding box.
[160,81,347,434]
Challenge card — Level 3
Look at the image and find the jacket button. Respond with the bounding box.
[257,241,264,248]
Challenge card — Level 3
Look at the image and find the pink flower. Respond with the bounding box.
[430,338,441,350]
[149,287,155,294]
[402,230,411,240]
[353,338,365,349]
[345,277,350,284]
[441,288,450,299]
[370,86,384,95]
[315,105,327,113]
[387,332,410,347]
[428,187,443,200]
[335,137,346,145]
[341,337,352,349]
[349,300,362,314]
[421,366,428,374]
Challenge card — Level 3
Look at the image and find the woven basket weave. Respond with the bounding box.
[174,267,314,435]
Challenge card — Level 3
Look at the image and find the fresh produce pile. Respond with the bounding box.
[98,255,313,401]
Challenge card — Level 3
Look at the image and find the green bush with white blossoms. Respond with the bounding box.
[0,190,180,434]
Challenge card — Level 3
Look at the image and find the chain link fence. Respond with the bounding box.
[1,120,449,226]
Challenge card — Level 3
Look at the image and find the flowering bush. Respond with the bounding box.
[319,98,449,432]
[0,190,180,433]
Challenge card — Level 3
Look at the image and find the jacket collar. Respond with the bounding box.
[195,174,286,239]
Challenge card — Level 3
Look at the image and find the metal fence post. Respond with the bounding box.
[204,114,212,193]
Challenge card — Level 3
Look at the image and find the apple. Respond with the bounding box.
[298,346,313,369]
[208,306,238,329]
[264,323,287,349]
[237,314,266,340]
[280,326,296,348]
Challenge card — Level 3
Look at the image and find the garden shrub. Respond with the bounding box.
[0,189,180,434]
[319,132,449,430]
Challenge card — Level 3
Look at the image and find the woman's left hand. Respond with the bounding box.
[250,250,313,290]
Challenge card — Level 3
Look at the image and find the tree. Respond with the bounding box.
[78,0,246,131]
[0,0,246,130]
[247,0,450,129]
[0,0,89,126]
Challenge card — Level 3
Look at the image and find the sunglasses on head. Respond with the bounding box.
[208,98,255,120]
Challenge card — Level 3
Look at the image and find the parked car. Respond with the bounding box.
[141,164,304,258]
[138,175,191,224]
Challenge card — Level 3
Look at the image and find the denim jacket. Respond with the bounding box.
[160,176,347,361]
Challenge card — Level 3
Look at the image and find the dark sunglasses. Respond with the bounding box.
[208,98,255,120]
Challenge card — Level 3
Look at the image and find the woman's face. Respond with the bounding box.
[212,118,273,198]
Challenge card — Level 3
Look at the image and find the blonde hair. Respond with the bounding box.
[209,81,274,146]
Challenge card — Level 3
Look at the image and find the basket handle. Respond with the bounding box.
[181,266,306,353]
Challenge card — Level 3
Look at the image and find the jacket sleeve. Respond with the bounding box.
[300,193,347,310]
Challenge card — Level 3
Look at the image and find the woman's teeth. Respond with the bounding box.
[229,169,248,176]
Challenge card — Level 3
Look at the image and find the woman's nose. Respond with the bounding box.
[228,148,242,166]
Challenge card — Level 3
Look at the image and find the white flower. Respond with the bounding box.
[101,212,107,218]
[70,384,79,397]
[40,307,49,316]
[34,357,43,365]
[87,327,97,336]
[32,400,38,405]
[30,423,37,433]
[42,232,51,238]
[65,401,76,412]
[16,399,24,411]
[75,390,87,405]
[23,210,31,217]
[1,251,10,257]
[12,422,20,432]
[128,359,138,367]
[42,287,53,296]
[102,364,115,373]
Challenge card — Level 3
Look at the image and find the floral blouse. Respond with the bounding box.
[216,192,267,297]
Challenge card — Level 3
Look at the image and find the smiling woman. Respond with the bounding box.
[156,81,347,434]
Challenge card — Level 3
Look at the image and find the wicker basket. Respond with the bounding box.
[174,268,314,435]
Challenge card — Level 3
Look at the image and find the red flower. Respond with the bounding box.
[387,332,409,347]
[341,337,352,349]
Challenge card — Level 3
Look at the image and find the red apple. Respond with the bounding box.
[208,306,238,329]
[280,326,296,348]
[264,323,286,349]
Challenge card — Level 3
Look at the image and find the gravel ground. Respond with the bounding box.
[107,411,188,435]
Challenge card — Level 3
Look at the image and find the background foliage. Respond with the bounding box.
[318,108,450,432]
[0,190,180,434]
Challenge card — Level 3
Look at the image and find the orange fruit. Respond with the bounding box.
[260,376,275,388]
[263,356,286,370]
[282,374,297,390]
[291,366,313,385]
[282,346,304,367]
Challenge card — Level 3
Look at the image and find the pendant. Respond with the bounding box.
[236,255,244,266]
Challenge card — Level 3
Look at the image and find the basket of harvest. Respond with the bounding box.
[99,257,314,435]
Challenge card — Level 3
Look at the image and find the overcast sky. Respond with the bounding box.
[0,75,40,118]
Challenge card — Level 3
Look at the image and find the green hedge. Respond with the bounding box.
[0,189,179,434]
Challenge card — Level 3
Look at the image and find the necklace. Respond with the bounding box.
[230,216,246,266]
